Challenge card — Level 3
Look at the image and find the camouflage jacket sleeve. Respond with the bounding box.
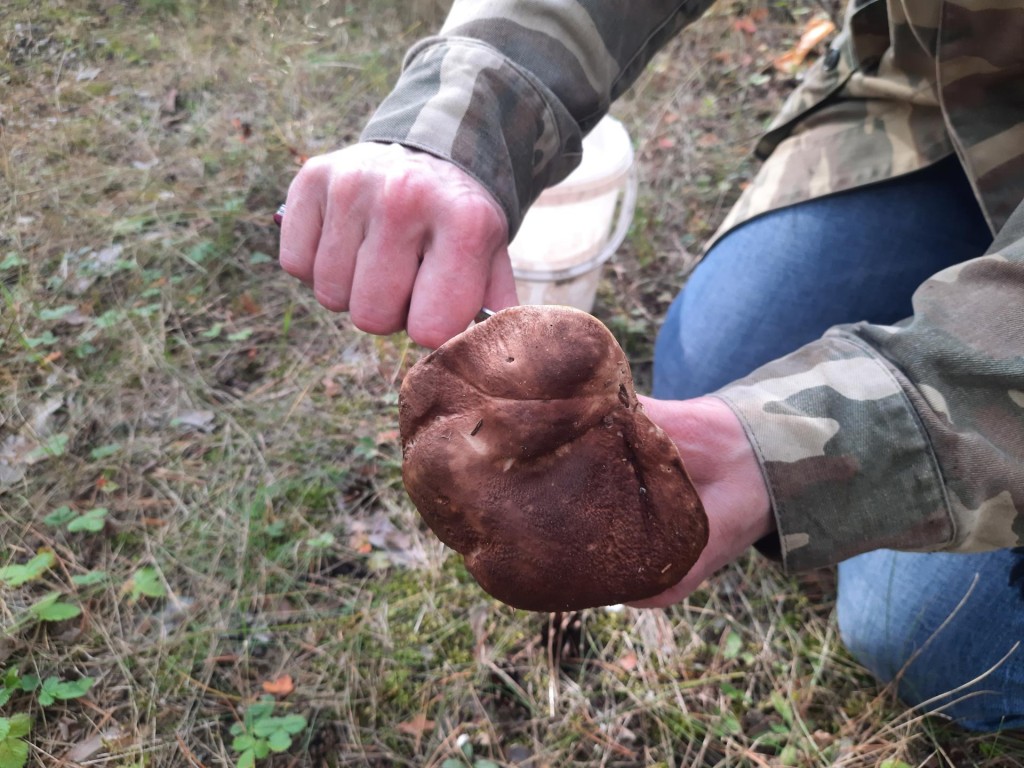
[716,201,1024,572]
[360,1,712,238]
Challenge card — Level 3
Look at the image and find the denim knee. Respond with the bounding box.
[837,549,1024,731]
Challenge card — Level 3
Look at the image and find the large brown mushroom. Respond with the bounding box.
[399,305,708,611]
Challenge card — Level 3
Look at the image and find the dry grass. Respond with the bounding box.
[1,1,1021,766]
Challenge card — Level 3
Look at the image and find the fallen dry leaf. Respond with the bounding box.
[322,376,342,398]
[0,397,65,486]
[76,66,102,82]
[61,244,125,295]
[172,410,216,432]
[262,674,295,697]
[238,292,262,315]
[161,87,179,114]
[159,87,188,128]
[396,713,434,749]
[773,16,837,74]
[64,727,128,762]
[346,512,427,569]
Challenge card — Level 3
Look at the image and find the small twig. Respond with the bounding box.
[175,733,209,768]
[177,672,244,703]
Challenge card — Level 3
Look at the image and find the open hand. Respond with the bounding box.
[279,142,519,349]
[630,395,775,607]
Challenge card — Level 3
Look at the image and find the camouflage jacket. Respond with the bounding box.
[362,1,1024,572]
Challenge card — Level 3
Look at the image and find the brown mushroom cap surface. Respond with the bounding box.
[399,305,708,612]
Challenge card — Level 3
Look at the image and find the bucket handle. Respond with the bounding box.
[512,164,640,283]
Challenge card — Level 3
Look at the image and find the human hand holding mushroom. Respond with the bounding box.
[627,395,774,608]
[399,306,773,611]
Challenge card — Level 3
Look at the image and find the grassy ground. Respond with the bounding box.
[2,1,1023,766]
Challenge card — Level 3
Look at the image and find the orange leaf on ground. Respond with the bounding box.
[397,713,435,748]
[617,652,638,671]
[773,16,837,74]
[262,674,295,697]
[238,292,262,315]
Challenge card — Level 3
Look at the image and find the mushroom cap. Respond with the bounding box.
[399,305,708,612]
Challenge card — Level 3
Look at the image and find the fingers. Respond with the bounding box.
[278,161,327,286]
[626,396,775,609]
[347,191,427,335]
[278,143,512,348]
[310,173,366,312]
[406,193,511,348]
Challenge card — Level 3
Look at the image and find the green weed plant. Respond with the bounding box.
[230,697,308,768]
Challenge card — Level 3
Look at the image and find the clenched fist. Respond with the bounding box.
[279,142,519,349]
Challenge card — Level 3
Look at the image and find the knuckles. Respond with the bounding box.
[281,143,508,345]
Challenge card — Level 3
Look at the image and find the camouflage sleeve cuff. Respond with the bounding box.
[714,333,954,573]
[716,205,1024,571]
[360,37,583,239]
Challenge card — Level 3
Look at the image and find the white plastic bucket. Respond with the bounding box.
[508,115,637,312]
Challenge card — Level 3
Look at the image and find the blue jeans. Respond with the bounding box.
[652,156,1024,730]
